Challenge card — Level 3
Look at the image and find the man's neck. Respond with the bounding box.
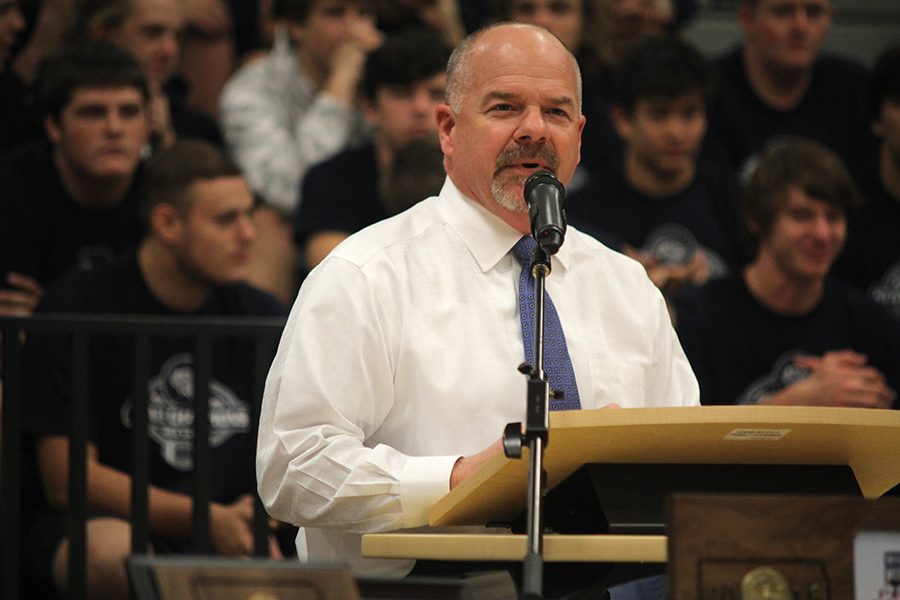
[743,260,824,316]
[880,143,900,202]
[624,151,695,198]
[138,239,212,313]
[54,151,133,208]
[742,47,812,111]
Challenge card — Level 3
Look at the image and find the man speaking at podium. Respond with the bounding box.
[256,21,699,591]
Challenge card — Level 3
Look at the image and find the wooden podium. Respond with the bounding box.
[362,406,900,564]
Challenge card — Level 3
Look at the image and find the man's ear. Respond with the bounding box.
[435,103,456,157]
[610,105,631,141]
[44,115,62,144]
[361,95,379,127]
[872,115,884,140]
[286,20,306,46]
[737,1,756,35]
[745,216,761,239]
[150,202,184,246]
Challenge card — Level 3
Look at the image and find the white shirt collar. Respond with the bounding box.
[436,176,572,273]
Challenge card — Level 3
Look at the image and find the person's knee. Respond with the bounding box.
[52,517,133,599]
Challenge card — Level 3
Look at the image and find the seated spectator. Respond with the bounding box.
[707,0,874,179]
[833,45,900,319]
[568,36,744,300]
[73,0,223,148]
[20,140,289,600]
[673,138,900,409]
[294,27,449,271]
[177,0,237,121]
[219,0,382,303]
[220,0,380,214]
[0,42,149,317]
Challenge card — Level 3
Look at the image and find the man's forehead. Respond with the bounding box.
[71,86,145,99]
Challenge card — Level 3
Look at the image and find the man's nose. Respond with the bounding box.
[514,106,549,143]
[105,110,125,133]
[790,5,812,29]
[160,31,180,59]
[238,214,256,243]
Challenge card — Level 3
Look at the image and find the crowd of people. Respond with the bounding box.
[1,0,898,598]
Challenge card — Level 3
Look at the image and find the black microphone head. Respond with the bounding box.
[522,170,567,255]
[523,170,564,205]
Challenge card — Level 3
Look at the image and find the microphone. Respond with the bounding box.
[524,170,567,255]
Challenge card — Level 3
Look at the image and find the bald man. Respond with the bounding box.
[256,22,698,581]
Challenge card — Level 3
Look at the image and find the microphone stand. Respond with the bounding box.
[503,243,556,600]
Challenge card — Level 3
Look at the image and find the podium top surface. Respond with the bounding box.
[428,406,900,527]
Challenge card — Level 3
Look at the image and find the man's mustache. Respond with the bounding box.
[494,144,560,177]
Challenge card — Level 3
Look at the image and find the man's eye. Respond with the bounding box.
[77,106,108,119]
[119,105,143,119]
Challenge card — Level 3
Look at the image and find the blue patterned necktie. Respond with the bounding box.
[512,236,581,410]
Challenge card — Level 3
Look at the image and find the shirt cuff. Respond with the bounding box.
[398,454,460,529]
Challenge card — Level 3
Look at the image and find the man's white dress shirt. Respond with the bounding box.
[257,178,699,576]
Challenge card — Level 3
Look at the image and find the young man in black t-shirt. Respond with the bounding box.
[21,140,288,599]
[568,35,744,301]
[674,138,900,409]
[706,0,874,179]
[0,42,150,318]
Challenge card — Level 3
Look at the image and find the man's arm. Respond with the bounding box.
[35,436,274,555]
[257,259,463,533]
[0,272,43,316]
[449,439,503,490]
[763,350,895,409]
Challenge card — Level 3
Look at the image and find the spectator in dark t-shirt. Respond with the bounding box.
[706,0,874,179]
[294,28,450,272]
[0,42,150,317]
[21,140,289,600]
[568,36,744,301]
[833,45,900,319]
[72,0,223,149]
[674,138,900,409]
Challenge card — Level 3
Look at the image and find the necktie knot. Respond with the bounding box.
[511,236,536,268]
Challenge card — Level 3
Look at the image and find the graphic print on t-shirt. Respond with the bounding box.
[738,350,811,405]
[120,353,251,471]
[870,262,900,319]
[642,223,729,279]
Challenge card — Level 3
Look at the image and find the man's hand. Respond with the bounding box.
[184,0,232,40]
[0,272,43,316]
[624,246,710,298]
[209,494,284,558]
[148,89,177,149]
[771,350,896,409]
[323,18,383,106]
[449,438,504,490]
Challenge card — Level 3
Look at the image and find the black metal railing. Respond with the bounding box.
[0,314,286,600]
